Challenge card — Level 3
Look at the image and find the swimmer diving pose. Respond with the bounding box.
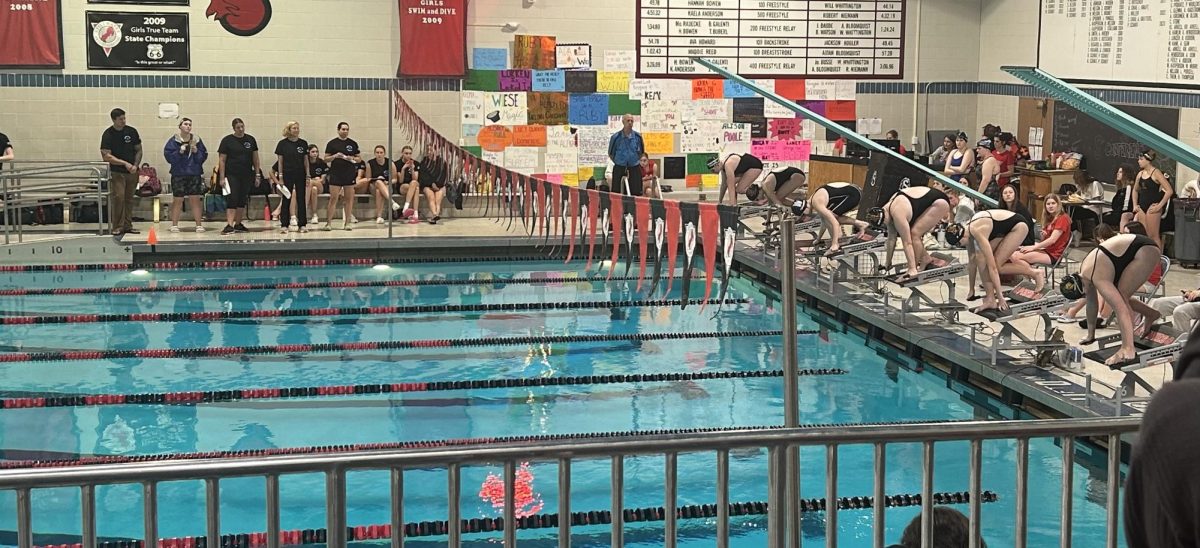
[873,186,954,281]
[709,153,764,206]
[792,182,869,255]
[943,209,1029,314]
[1062,233,1161,365]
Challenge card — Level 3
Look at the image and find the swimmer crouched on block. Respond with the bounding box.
[943,209,1030,314]
[871,186,956,282]
[791,182,869,255]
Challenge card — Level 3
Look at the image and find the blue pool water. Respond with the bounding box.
[0,261,1123,547]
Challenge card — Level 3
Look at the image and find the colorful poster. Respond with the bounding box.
[596,71,630,93]
[721,123,751,147]
[505,147,539,173]
[751,139,812,161]
[513,34,555,70]
[805,80,837,101]
[608,115,640,133]
[499,69,532,91]
[681,121,723,154]
[461,90,485,125]
[544,148,578,173]
[604,50,635,72]
[532,70,565,92]
[562,172,580,187]
[769,118,800,140]
[640,100,682,132]
[564,71,597,93]
[763,98,797,119]
[528,92,568,126]
[687,153,718,175]
[398,0,467,76]
[1,0,63,67]
[556,43,591,69]
[567,93,608,125]
[628,78,658,101]
[691,79,723,100]
[826,100,857,121]
[472,47,507,70]
[576,126,611,167]
[485,92,528,125]
[643,132,675,155]
[608,94,641,116]
[464,69,500,92]
[512,125,547,147]
[775,80,806,101]
[545,125,575,150]
[481,148,504,167]
[462,124,481,138]
[689,99,729,120]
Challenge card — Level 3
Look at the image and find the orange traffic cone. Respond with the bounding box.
[147,225,158,246]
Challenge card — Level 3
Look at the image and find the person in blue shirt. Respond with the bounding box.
[608,114,645,196]
[163,117,208,232]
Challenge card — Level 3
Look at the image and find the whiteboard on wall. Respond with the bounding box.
[636,0,905,78]
[1038,0,1200,85]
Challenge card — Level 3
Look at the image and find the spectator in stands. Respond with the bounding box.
[975,138,1002,200]
[100,108,142,236]
[992,132,1016,187]
[943,132,974,184]
[928,134,954,170]
[1148,276,1200,333]
[998,184,1037,246]
[0,130,12,170]
[306,145,327,225]
[890,506,986,548]
[323,122,361,231]
[1123,327,1200,547]
[981,123,1000,140]
[163,117,207,233]
[216,118,260,235]
[640,153,661,199]
[395,145,421,224]
[274,121,310,233]
[1132,150,1174,248]
[1104,163,1137,232]
[358,145,400,224]
[608,114,645,196]
[419,143,447,224]
[1004,193,1071,292]
[884,129,907,154]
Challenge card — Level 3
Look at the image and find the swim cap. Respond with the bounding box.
[1059,273,1085,301]
[791,199,808,217]
[866,207,885,228]
[706,157,721,170]
[745,184,762,202]
[943,223,966,247]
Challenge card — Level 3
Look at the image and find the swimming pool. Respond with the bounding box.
[0,260,1124,547]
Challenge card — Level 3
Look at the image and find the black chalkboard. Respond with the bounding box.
[564,71,597,93]
[1052,101,1178,182]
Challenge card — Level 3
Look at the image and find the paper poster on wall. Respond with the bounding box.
[751,139,812,162]
[774,80,806,101]
[769,118,800,140]
[461,90,485,125]
[801,119,816,140]
[485,92,528,125]
[805,80,837,101]
[701,173,719,188]
[513,35,555,70]
[686,153,717,175]
[596,71,630,93]
[721,123,751,148]
[564,71,597,93]
[826,100,856,122]
[531,70,565,92]
[643,132,675,155]
[568,93,608,125]
[472,48,507,70]
[604,50,635,72]
[663,157,685,179]
[856,117,882,135]
[723,79,757,99]
[464,69,500,92]
[505,147,539,173]
[608,94,641,116]
[681,121,723,154]
[482,148,504,167]
[689,99,729,120]
[499,69,532,91]
[763,98,797,119]
[691,79,723,100]
[641,100,682,132]
[556,43,591,69]
[528,92,568,126]
[562,173,579,187]
[628,79,657,100]
[545,125,575,150]
[576,126,611,166]
[512,125,547,147]
[462,124,482,138]
[544,148,578,174]
[835,81,856,101]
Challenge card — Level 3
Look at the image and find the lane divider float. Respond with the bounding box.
[0,368,846,410]
[0,256,575,274]
[0,298,749,326]
[28,491,999,547]
[0,418,970,470]
[0,329,810,363]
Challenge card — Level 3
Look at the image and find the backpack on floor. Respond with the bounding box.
[137,164,162,197]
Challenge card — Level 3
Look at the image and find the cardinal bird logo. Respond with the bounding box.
[91,21,123,57]
[206,0,273,37]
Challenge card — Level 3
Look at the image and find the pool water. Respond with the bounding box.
[0,261,1123,547]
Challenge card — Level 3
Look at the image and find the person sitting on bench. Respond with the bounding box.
[874,186,954,282]
[709,153,764,206]
[792,182,869,256]
[944,209,1029,314]
[757,166,807,207]
[1063,233,1161,365]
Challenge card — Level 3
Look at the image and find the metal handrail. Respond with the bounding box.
[0,161,109,242]
[0,416,1140,548]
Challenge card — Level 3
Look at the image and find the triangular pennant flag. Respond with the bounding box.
[551,183,562,248]
[635,197,652,291]
[565,187,580,263]
[716,204,740,308]
[607,192,624,280]
[621,195,636,278]
[585,189,602,271]
[538,179,551,246]
[679,201,700,308]
[648,198,667,296]
[664,200,681,297]
[698,202,720,311]
[522,175,533,234]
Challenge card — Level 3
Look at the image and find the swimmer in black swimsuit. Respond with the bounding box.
[709,153,764,206]
[759,166,806,206]
[793,182,868,255]
[880,186,955,279]
[1077,233,1161,365]
[944,209,1029,314]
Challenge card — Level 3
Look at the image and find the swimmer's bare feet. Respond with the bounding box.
[1031,270,1046,293]
[1105,348,1137,366]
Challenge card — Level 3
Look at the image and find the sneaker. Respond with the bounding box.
[323,223,333,231]
[169,225,181,233]
[408,215,420,225]
[289,226,298,233]
[391,200,401,211]
[1055,315,1077,324]
[299,227,309,233]
[290,216,298,225]
[343,221,353,231]
[376,217,385,224]
[195,226,206,233]
[280,227,290,233]
[310,214,319,225]
[403,208,414,218]
[221,225,236,235]
[233,223,249,233]
[350,215,359,224]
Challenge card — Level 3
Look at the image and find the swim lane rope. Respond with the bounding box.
[0,329,811,363]
[0,368,846,410]
[26,491,998,548]
[0,256,587,273]
[0,298,749,325]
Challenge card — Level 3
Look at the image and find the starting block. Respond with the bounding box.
[884,253,967,325]
[975,282,1069,366]
[819,230,888,292]
[1085,323,1184,397]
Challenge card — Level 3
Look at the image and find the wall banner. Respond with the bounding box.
[0,0,64,68]
[398,0,467,77]
[86,11,190,70]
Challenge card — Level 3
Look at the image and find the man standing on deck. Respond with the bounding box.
[608,114,645,196]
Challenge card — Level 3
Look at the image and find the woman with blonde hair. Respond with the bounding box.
[274,121,310,232]
[1004,193,1072,292]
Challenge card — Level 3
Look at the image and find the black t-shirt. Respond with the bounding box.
[218,133,258,177]
[0,132,11,170]
[308,158,328,179]
[325,138,360,184]
[395,159,420,184]
[419,156,445,186]
[366,159,391,182]
[100,126,141,174]
[274,138,309,177]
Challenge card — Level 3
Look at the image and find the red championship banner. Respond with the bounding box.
[0,0,64,68]
[397,0,466,77]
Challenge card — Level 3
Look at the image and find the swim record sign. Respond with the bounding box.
[86,11,189,70]
[637,0,905,78]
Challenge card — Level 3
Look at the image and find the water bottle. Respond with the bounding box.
[1067,346,1083,371]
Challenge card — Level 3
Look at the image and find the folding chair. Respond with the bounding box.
[1136,255,1171,301]
[1040,229,1074,287]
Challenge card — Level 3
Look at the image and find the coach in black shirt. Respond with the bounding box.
[100,108,142,235]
